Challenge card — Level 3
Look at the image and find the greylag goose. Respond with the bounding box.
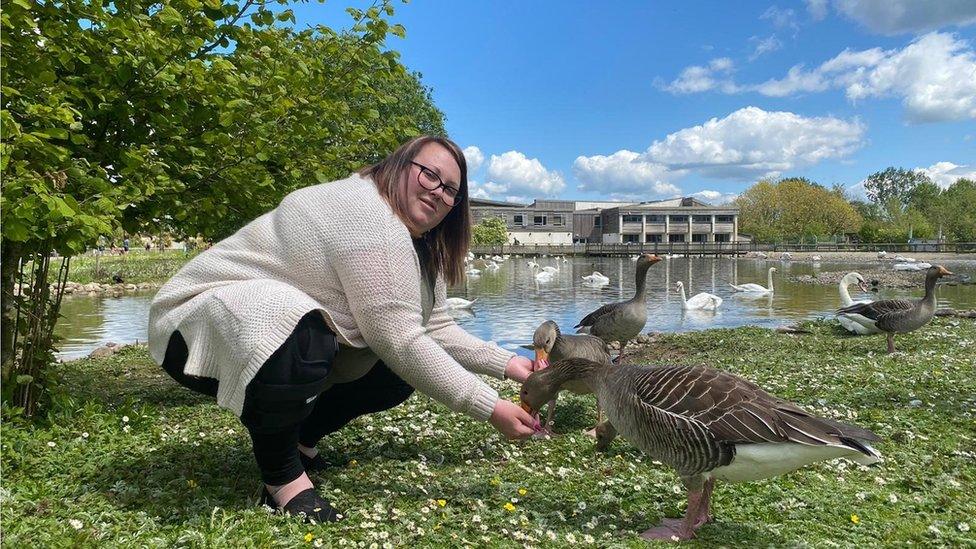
[835,272,875,335]
[520,358,882,541]
[531,320,612,434]
[574,254,662,361]
[729,267,776,293]
[836,265,953,353]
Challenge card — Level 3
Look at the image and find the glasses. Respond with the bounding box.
[410,161,462,206]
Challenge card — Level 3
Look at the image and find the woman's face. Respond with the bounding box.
[401,142,462,237]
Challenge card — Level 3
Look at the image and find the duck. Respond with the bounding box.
[581,271,610,285]
[575,254,662,362]
[444,297,477,310]
[530,321,612,435]
[837,265,953,353]
[675,281,722,311]
[519,358,882,541]
[835,272,875,335]
[729,267,776,293]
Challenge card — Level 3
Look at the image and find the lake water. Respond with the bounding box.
[54,256,976,360]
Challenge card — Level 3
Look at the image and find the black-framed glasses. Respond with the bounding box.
[410,161,462,206]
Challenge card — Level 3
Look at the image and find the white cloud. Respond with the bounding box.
[462,146,484,172]
[665,31,976,123]
[761,6,800,33]
[692,190,740,204]
[917,161,976,188]
[573,150,682,198]
[640,106,866,180]
[657,57,738,94]
[485,151,565,197]
[749,35,783,60]
[805,0,829,21]
[835,0,976,35]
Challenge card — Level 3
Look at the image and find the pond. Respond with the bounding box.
[54,256,976,360]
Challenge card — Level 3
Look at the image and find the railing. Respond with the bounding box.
[470,241,976,256]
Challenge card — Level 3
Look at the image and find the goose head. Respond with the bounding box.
[531,320,559,367]
[930,265,954,278]
[637,254,663,269]
[520,358,606,414]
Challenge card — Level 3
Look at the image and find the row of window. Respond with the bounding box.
[513,214,565,227]
[622,233,733,243]
[622,214,734,224]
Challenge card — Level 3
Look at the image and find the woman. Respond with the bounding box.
[148,136,537,522]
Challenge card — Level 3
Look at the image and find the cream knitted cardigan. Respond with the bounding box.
[148,174,514,422]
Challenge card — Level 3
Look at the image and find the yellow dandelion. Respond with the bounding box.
[518,488,527,496]
[851,514,860,524]
[490,476,501,486]
[186,479,198,489]
[348,459,358,467]
[503,502,516,512]
[437,499,446,507]
[304,533,314,542]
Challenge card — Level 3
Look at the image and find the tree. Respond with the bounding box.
[734,177,862,242]
[1,0,446,414]
[940,178,976,242]
[864,167,933,210]
[471,217,509,246]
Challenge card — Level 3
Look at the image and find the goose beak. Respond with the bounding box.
[520,402,534,414]
[645,254,662,264]
[938,266,954,276]
[534,348,549,371]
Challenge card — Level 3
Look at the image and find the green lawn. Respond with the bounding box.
[2,319,974,547]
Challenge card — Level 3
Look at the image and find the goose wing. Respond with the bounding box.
[625,364,880,447]
[554,333,612,363]
[575,302,620,330]
[836,299,914,322]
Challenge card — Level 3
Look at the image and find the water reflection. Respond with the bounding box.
[54,257,976,360]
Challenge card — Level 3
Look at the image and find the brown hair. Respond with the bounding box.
[358,136,471,285]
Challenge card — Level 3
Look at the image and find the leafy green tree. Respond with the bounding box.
[734,177,862,242]
[940,178,976,242]
[1,0,445,414]
[471,217,509,246]
[864,167,933,210]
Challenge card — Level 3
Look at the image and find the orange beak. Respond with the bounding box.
[645,254,663,264]
[520,402,534,414]
[938,266,954,276]
[533,348,549,371]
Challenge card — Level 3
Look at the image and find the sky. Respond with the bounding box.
[290,0,976,205]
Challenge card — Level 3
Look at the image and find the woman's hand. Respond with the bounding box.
[489,399,537,440]
[504,356,535,383]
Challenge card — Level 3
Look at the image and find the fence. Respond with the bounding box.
[470,241,976,257]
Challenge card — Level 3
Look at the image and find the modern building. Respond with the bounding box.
[471,196,740,244]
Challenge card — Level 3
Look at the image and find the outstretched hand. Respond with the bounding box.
[504,355,535,383]
[489,399,537,440]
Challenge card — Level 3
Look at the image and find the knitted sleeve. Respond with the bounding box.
[426,276,514,380]
[315,200,499,422]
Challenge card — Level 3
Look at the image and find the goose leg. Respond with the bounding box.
[584,401,604,438]
[614,340,628,364]
[640,479,705,541]
[886,333,895,354]
[694,478,716,527]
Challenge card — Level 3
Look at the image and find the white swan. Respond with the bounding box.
[835,272,877,335]
[780,252,792,261]
[676,281,722,311]
[893,262,931,271]
[491,255,504,262]
[581,271,610,285]
[877,250,887,258]
[730,267,776,293]
[527,260,540,269]
[532,265,555,283]
[445,297,477,310]
[811,255,822,262]
[465,267,481,278]
[485,261,500,272]
[542,265,559,274]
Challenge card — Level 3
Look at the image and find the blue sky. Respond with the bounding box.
[291,1,976,204]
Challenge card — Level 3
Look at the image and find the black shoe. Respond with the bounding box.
[299,451,331,473]
[260,487,342,523]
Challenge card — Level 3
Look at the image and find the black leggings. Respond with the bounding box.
[161,312,414,485]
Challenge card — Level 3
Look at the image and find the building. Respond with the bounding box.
[471,196,740,244]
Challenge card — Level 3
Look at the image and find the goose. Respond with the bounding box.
[729,267,776,293]
[575,254,662,362]
[520,358,882,541]
[837,265,953,353]
[444,297,477,310]
[581,271,610,285]
[530,321,612,435]
[835,272,876,335]
[675,281,722,311]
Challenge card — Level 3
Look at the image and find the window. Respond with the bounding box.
[692,233,708,243]
[714,233,731,242]
[693,215,711,223]
[533,215,547,226]
[623,234,640,243]
[513,214,524,226]
[593,217,602,228]
[669,215,688,223]
[716,215,734,223]
[669,233,686,243]
[622,214,643,223]
[552,215,564,226]
[646,215,665,223]
[646,233,663,243]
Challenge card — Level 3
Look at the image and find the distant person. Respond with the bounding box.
[122,238,130,253]
[145,241,152,252]
[513,237,520,245]
[149,136,537,523]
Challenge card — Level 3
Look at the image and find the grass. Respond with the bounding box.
[55,250,197,285]
[2,318,975,547]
